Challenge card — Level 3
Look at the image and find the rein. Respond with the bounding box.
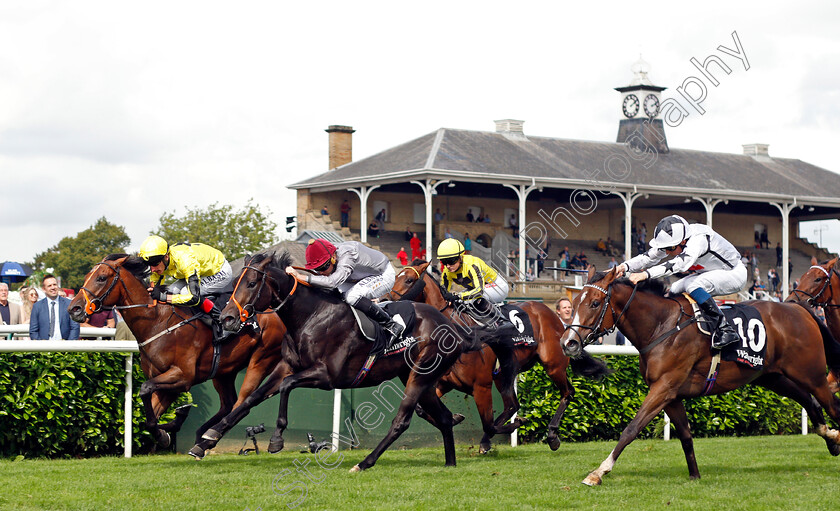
[790,264,840,309]
[567,282,638,347]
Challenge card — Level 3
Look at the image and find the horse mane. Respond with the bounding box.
[588,271,669,297]
[411,259,441,276]
[248,251,293,272]
[106,253,151,281]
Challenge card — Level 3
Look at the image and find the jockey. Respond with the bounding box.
[437,238,509,323]
[137,235,236,342]
[286,239,404,342]
[615,215,746,349]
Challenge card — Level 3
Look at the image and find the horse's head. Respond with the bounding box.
[386,262,433,303]
[787,257,840,306]
[561,265,621,358]
[222,251,294,331]
[68,254,150,323]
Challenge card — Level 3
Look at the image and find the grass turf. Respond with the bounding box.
[1,435,837,510]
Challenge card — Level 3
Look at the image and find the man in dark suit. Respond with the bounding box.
[29,274,79,340]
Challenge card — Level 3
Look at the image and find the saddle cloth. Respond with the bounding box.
[689,299,767,370]
[350,301,419,358]
[497,303,536,346]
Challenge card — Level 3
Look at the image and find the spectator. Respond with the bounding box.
[640,222,647,242]
[19,286,38,324]
[339,200,351,228]
[558,253,569,277]
[375,208,387,232]
[750,252,759,273]
[0,283,24,326]
[476,212,485,223]
[463,233,472,254]
[410,233,423,260]
[444,227,454,239]
[114,310,136,341]
[29,274,80,340]
[558,246,570,260]
[368,221,381,238]
[434,208,445,222]
[606,237,620,257]
[81,308,115,329]
[776,242,782,267]
[754,230,761,249]
[396,247,409,266]
[768,268,780,293]
[321,205,329,216]
[596,238,608,255]
[608,257,618,269]
[483,213,491,223]
[760,230,770,249]
[570,252,582,270]
[525,268,535,282]
[509,214,518,238]
[555,297,573,327]
[404,225,414,242]
[741,250,750,267]
[466,210,475,223]
[578,251,589,268]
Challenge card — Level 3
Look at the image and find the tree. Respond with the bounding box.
[33,217,131,289]
[154,200,277,260]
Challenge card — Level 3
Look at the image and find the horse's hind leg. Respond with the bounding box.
[759,374,840,456]
[138,368,189,448]
[662,400,700,479]
[542,358,574,451]
[416,389,457,466]
[473,383,498,454]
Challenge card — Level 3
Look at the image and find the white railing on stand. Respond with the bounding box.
[0,324,137,458]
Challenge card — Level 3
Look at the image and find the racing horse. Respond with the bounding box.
[562,266,840,485]
[786,257,840,393]
[209,251,501,471]
[386,261,610,453]
[67,254,291,453]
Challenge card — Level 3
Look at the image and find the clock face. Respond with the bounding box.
[622,94,639,118]
[644,94,660,117]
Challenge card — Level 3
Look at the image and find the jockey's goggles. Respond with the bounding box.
[440,256,461,266]
[312,259,332,273]
[144,255,165,267]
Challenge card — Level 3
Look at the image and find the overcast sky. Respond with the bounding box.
[2,1,840,264]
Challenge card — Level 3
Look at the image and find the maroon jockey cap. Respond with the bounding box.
[305,239,337,270]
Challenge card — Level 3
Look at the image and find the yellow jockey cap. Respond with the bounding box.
[437,238,465,259]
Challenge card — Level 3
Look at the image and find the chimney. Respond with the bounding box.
[742,143,770,157]
[326,125,355,170]
[494,119,526,140]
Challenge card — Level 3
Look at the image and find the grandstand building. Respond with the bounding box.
[289,62,840,298]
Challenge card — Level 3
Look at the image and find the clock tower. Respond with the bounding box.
[615,57,669,153]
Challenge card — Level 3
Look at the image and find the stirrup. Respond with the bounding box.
[384,321,404,341]
[711,330,740,349]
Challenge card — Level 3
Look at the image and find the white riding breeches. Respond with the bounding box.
[342,265,396,306]
[481,278,509,304]
[668,262,747,297]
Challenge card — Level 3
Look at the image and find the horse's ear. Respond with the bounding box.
[832,257,840,273]
[419,261,431,274]
[587,265,597,281]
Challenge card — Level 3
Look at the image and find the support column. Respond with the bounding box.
[612,191,643,260]
[504,183,538,277]
[771,202,795,296]
[691,197,725,229]
[347,185,380,244]
[411,179,450,260]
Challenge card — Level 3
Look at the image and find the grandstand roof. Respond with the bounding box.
[289,128,840,206]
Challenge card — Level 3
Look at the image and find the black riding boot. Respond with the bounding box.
[207,303,237,344]
[354,297,404,342]
[698,297,740,349]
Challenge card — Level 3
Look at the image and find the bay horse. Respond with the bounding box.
[67,254,290,453]
[386,261,610,453]
[210,251,500,471]
[562,266,840,485]
[786,257,840,393]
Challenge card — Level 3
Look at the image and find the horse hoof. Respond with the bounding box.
[479,444,492,454]
[547,437,561,451]
[452,413,465,426]
[582,473,602,486]
[188,446,205,459]
[175,403,194,416]
[201,428,222,442]
[158,432,171,449]
[268,438,285,453]
[829,442,840,457]
[349,465,362,473]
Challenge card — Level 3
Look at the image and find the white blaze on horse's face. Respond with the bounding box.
[564,289,588,347]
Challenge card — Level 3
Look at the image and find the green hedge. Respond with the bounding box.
[517,355,803,443]
[0,353,191,458]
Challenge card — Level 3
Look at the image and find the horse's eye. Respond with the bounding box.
[816,277,823,282]
[590,300,600,308]
[247,280,257,288]
[96,275,107,283]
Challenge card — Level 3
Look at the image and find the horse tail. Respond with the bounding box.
[569,351,612,381]
[794,302,840,377]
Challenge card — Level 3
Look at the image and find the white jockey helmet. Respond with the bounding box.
[649,215,690,249]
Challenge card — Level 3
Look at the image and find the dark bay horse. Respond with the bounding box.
[67,254,290,453]
[562,266,840,485]
[386,261,610,453]
[787,257,840,393]
[212,252,500,471]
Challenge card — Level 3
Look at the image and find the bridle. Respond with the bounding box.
[230,264,303,322]
[789,264,840,308]
[390,266,428,302]
[567,280,638,347]
[79,261,156,315]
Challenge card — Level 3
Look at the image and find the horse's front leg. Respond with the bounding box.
[663,400,699,480]
[583,382,675,486]
[269,365,330,453]
[138,367,188,448]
